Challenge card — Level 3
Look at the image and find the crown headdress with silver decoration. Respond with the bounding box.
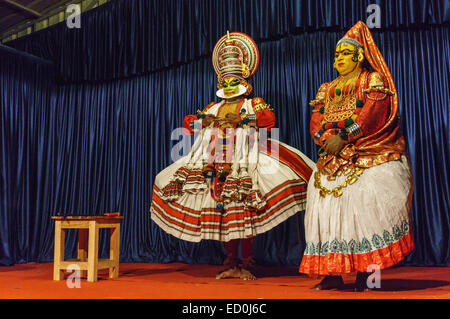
[336,36,363,49]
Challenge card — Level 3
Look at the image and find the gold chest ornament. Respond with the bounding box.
[314,69,366,198]
[324,94,356,122]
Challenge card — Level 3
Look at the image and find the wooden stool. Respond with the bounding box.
[52,216,123,282]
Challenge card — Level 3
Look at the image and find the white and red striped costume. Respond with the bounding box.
[150,97,314,242]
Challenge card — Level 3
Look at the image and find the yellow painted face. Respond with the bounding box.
[222,77,241,96]
[334,43,359,75]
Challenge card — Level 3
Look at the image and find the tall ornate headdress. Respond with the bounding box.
[337,21,395,97]
[212,31,260,97]
[337,21,406,156]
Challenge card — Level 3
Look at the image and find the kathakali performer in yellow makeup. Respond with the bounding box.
[150,32,314,280]
[299,21,414,291]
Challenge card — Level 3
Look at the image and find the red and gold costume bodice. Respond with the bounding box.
[310,69,406,177]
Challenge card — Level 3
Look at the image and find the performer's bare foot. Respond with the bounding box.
[216,266,241,279]
[313,275,344,290]
[239,267,256,280]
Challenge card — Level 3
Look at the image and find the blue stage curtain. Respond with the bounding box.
[1,0,448,266]
[7,0,449,82]
[0,52,58,265]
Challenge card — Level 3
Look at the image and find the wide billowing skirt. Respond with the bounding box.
[150,139,314,242]
[299,156,414,276]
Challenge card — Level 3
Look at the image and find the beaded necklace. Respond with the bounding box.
[316,67,365,140]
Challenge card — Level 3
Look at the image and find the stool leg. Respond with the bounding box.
[109,225,120,278]
[53,221,65,281]
[78,229,88,278]
[87,221,99,282]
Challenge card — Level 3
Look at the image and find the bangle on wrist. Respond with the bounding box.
[345,123,363,139]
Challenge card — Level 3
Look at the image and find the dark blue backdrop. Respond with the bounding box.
[0,0,449,267]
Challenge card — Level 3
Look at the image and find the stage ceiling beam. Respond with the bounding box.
[2,0,42,18]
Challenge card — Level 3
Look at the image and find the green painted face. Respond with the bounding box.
[222,77,241,96]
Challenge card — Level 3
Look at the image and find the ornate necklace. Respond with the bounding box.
[315,68,365,141]
[313,67,366,198]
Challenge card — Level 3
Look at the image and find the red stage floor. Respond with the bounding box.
[0,262,449,299]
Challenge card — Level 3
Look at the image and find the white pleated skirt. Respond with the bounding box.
[300,156,414,275]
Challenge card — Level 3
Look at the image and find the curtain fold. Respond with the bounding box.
[0,1,448,266]
[6,0,450,82]
[0,52,57,265]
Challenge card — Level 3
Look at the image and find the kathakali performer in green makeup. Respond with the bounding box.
[150,31,314,280]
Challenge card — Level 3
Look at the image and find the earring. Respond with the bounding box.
[357,48,364,62]
[358,53,364,62]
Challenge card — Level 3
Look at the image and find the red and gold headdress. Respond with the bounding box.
[338,21,406,157]
[212,31,260,97]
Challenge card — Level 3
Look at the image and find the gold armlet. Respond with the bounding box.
[309,99,324,106]
[363,87,395,95]
[363,87,394,101]
[253,103,274,112]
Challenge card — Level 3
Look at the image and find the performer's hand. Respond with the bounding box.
[248,120,257,127]
[324,135,346,156]
[202,114,217,127]
[225,113,241,125]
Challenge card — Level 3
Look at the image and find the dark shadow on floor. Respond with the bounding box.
[335,279,450,292]
[0,264,38,272]
[375,279,450,291]
[178,264,305,279]
[253,266,304,278]
[118,267,189,277]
